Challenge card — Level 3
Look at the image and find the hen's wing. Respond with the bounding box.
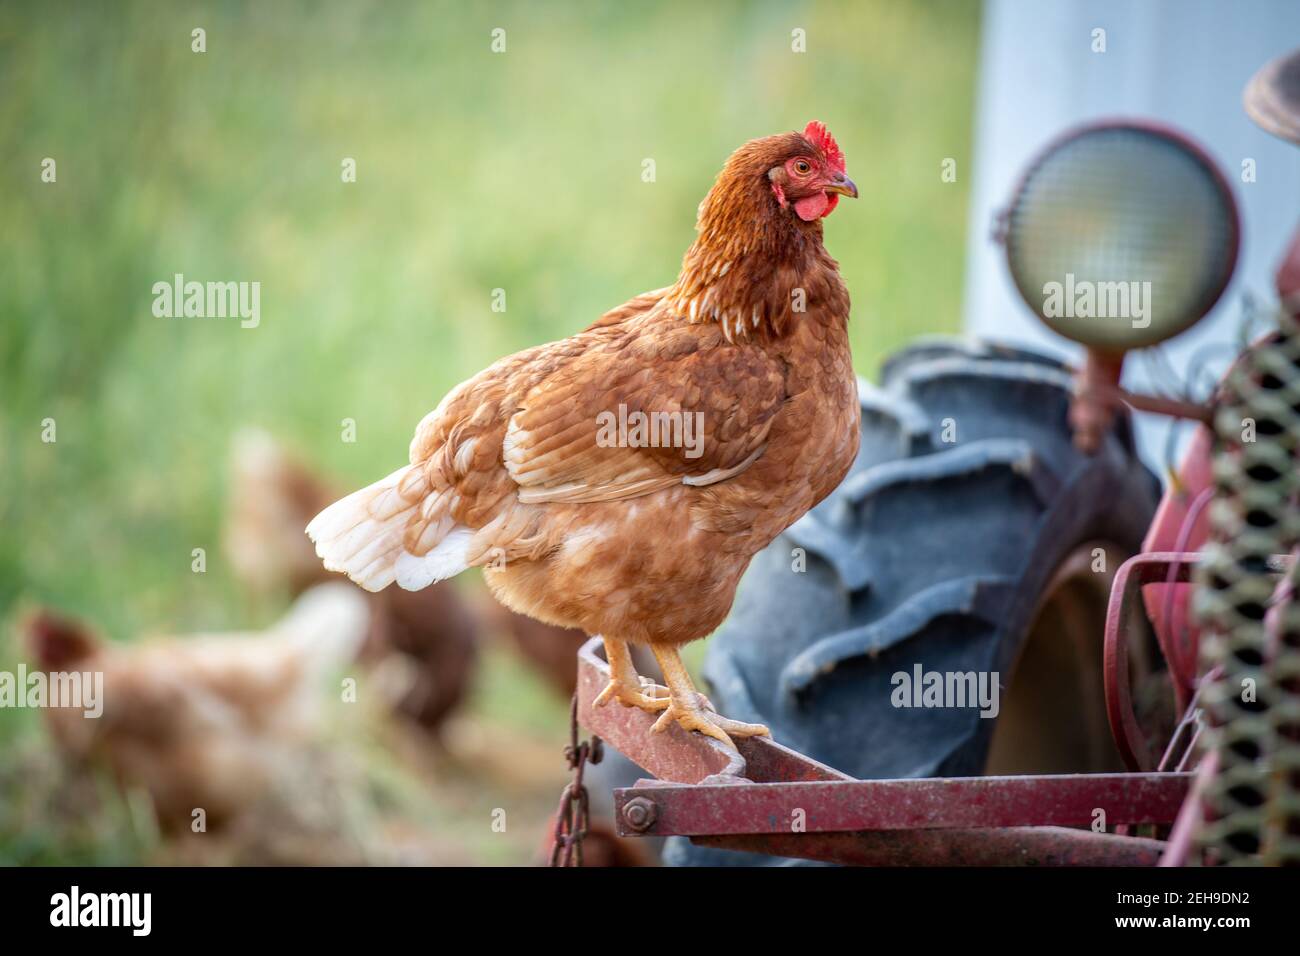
[502,322,786,503]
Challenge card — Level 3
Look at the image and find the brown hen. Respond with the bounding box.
[25,584,368,833]
[309,123,860,747]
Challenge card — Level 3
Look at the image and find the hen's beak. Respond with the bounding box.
[824,173,858,199]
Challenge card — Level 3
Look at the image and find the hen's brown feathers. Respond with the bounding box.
[308,127,860,644]
[505,314,784,503]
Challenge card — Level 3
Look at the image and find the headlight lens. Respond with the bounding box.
[1003,123,1238,352]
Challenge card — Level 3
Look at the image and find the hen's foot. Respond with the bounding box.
[650,692,770,748]
[648,642,770,749]
[594,675,670,713]
[595,636,670,713]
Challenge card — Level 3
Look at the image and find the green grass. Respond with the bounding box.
[0,0,979,863]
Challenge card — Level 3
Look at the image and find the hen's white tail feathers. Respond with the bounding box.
[395,527,475,590]
[305,466,471,592]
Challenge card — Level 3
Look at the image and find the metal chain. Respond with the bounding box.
[1194,314,1300,864]
[549,694,603,867]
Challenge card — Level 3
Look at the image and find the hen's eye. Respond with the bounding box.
[794,160,812,175]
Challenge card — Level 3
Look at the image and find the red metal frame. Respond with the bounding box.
[576,639,1190,866]
[1139,427,1217,676]
[1103,552,1203,770]
[614,774,1191,835]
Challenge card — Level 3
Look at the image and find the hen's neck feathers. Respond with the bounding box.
[666,140,849,344]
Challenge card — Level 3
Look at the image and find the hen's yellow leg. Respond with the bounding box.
[649,643,770,748]
[594,637,670,713]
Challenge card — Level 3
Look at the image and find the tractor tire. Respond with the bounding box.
[666,337,1163,866]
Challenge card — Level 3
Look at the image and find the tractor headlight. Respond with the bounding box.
[1000,122,1239,352]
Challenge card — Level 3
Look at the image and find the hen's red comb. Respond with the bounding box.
[803,121,845,172]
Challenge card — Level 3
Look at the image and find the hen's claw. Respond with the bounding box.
[594,676,670,713]
[650,692,770,748]
[648,642,771,749]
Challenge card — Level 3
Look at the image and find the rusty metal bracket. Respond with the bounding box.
[613,772,1191,835]
[576,638,849,786]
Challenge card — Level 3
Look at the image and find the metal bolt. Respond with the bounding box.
[622,796,658,832]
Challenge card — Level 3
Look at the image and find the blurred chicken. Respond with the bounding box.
[226,429,585,708]
[225,429,479,736]
[224,429,342,599]
[309,123,860,748]
[25,583,368,833]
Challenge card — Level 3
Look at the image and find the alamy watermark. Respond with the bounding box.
[0,665,102,718]
[50,886,150,936]
[1043,273,1152,329]
[152,273,260,328]
[596,404,704,459]
[891,665,1000,719]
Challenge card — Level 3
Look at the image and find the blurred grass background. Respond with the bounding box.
[0,0,979,863]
